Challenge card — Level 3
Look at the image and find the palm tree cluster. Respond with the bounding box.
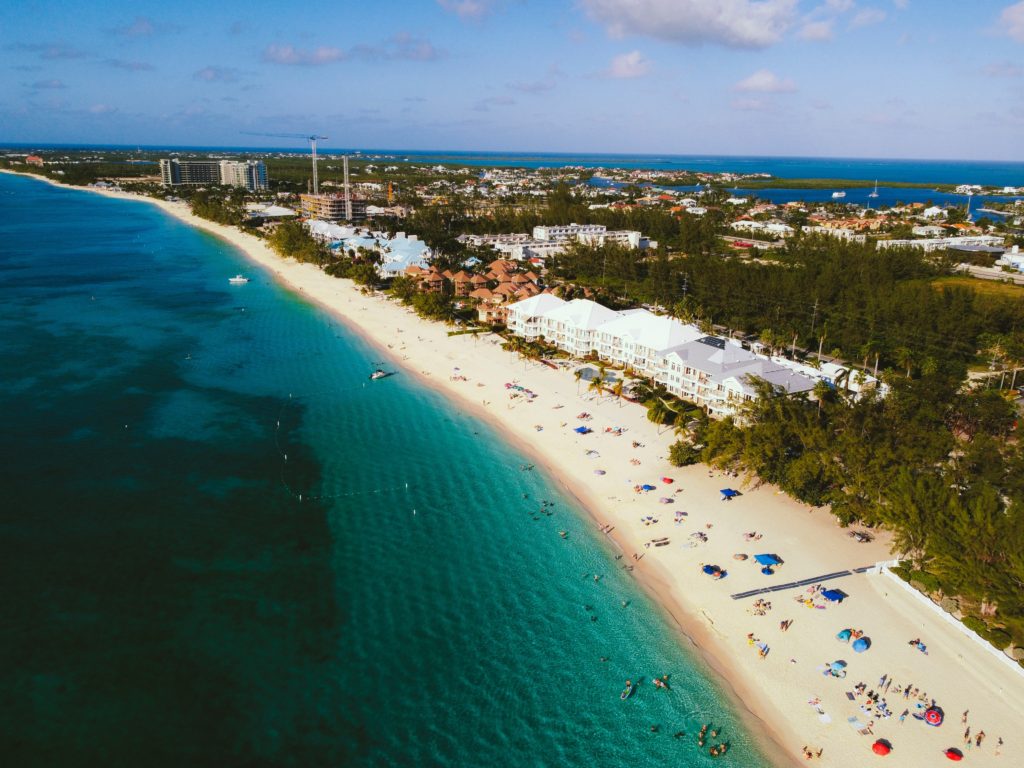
[674,376,1024,655]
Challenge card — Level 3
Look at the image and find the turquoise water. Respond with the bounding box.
[0,173,773,767]
[11,143,1024,186]
[588,176,1024,209]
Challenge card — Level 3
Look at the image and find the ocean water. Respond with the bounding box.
[0,172,773,767]
[588,176,1024,210]
[10,143,1024,186]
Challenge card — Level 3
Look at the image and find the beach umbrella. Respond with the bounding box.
[836,628,853,642]
[829,660,847,673]
[924,707,944,727]
[944,748,963,761]
[753,553,782,566]
[702,565,720,575]
[720,488,739,499]
[661,477,674,484]
[641,484,656,491]
[822,588,848,603]
[872,740,891,756]
[852,637,871,653]
[593,469,606,475]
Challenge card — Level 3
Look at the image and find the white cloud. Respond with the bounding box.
[112,16,155,37]
[581,0,798,49]
[104,58,154,71]
[262,44,347,66]
[437,0,496,19]
[353,33,445,61]
[799,20,834,40]
[605,50,651,78]
[851,7,887,28]
[88,104,117,115]
[982,61,1022,77]
[731,97,771,111]
[825,0,854,10]
[474,95,515,112]
[194,66,240,83]
[893,0,909,9]
[1002,2,1024,42]
[734,68,797,92]
[30,79,65,90]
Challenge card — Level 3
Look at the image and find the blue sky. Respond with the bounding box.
[2,0,1023,159]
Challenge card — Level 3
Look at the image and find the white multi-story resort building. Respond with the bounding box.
[507,296,826,417]
[458,223,657,264]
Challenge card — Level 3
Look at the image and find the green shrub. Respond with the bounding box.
[962,616,987,635]
[984,628,1012,650]
[908,570,941,593]
[889,565,911,582]
[669,441,701,467]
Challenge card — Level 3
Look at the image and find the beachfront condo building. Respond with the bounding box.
[506,296,819,418]
[160,159,221,186]
[219,160,268,192]
[159,159,268,191]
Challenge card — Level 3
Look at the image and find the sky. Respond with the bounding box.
[2,0,1024,160]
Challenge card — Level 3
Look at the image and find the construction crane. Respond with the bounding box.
[241,132,328,194]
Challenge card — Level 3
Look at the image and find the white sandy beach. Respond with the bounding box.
[8,169,1023,767]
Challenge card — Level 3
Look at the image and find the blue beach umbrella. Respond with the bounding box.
[753,553,782,567]
[852,637,871,653]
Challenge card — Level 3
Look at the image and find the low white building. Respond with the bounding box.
[538,299,620,357]
[504,297,818,417]
[877,235,1005,252]
[802,225,867,243]
[730,220,794,238]
[661,338,816,417]
[506,294,568,339]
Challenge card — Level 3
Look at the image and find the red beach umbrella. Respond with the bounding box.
[872,740,891,756]
[944,748,964,761]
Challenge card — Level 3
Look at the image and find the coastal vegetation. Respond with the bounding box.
[671,374,1024,656]
[266,221,330,265]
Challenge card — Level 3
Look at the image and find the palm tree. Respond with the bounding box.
[812,379,833,418]
[612,379,624,407]
[574,368,583,394]
[894,346,914,378]
[588,376,605,401]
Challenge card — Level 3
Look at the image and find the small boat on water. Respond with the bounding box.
[228,275,250,284]
[369,369,394,380]
[868,180,879,198]
[621,680,635,700]
[831,191,846,199]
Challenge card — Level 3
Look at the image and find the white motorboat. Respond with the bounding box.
[831,191,846,199]
[228,275,250,284]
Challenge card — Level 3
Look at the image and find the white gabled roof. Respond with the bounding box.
[542,299,618,330]
[507,293,566,317]
[666,337,817,396]
[597,310,703,353]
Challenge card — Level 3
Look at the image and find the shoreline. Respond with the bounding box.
[7,168,1022,767]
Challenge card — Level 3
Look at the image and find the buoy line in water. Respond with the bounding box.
[273,388,413,503]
